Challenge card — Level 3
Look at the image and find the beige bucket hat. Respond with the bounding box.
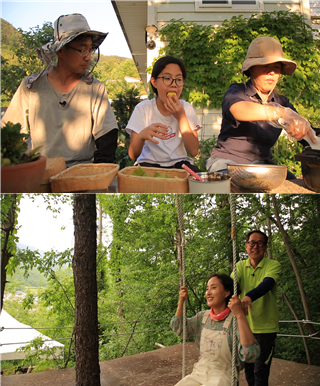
[37,13,108,67]
[242,36,297,76]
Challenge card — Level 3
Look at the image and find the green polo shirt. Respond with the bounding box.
[231,257,281,333]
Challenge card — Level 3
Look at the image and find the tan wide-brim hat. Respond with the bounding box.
[242,36,297,76]
[37,13,108,67]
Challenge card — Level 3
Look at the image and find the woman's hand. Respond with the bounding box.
[128,123,168,160]
[229,295,256,346]
[265,104,316,143]
[179,286,188,302]
[139,123,168,144]
[164,95,199,156]
[228,295,246,318]
[281,109,316,143]
[175,286,188,316]
[164,95,186,120]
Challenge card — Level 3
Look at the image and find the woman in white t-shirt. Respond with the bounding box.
[126,56,202,172]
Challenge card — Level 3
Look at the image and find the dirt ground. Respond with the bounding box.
[2,343,320,386]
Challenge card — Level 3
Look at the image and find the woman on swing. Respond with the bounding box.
[171,273,260,386]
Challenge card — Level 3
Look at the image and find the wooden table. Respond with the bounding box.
[231,179,315,194]
[78,173,317,194]
[87,178,316,194]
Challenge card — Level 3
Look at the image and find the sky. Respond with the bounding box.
[1,0,132,58]
[16,195,113,253]
[17,195,75,252]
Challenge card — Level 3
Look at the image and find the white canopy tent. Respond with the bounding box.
[0,309,64,360]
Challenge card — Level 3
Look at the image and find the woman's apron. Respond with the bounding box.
[175,311,237,386]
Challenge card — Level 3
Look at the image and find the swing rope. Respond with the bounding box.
[177,194,187,379]
[229,194,238,386]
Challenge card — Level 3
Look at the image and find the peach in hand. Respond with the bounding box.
[167,92,177,99]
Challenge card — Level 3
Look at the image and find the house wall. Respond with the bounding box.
[147,0,310,139]
[155,0,303,27]
[310,0,320,31]
[194,107,222,139]
[310,0,320,16]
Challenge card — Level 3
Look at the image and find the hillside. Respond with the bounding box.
[99,54,129,63]
[1,18,21,46]
[6,267,48,290]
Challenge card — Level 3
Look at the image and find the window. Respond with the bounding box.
[195,0,263,11]
[202,0,256,4]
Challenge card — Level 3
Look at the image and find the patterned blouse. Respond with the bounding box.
[171,311,260,368]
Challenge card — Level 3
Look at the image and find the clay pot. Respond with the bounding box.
[1,156,47,193]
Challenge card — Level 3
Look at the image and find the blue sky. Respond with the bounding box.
[1,0,132,58]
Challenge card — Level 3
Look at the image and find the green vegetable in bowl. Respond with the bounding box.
[131,165,150,177]
[131,165,172,178]
[154,172,171,179]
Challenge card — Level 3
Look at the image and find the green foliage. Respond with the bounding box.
[39,267,75,328]
[194,136,218,171]
[96,194,235,361]
[1,122,42,166]
[157,11,320,126]
[2,195,76,372]
[10,248,73,276]
[1,122,27,165]
[17,336,64,370]
[1,194,21,271]
[296,105,320,129]
[95,194,320,365]
[268,195,320,364]
[103,58,146,100]
[13,22,54,76]
[1,56,28,104]
[115,145,135,170]
[272,135,304,178]
[112,87,141,135]
[4,264,75,371]
[1,19,24,104]
[1,21,54,105]
[4,194,320,372]
[111,87,141,169]
[1,18,20,46]
[7,267,47,290]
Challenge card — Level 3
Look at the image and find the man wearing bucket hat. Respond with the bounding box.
[2,14,118,168]
[206,36,319,180]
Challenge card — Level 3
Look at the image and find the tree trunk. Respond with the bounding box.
[265,195,274,260]
[1,194,18,311]
[73,194,100,386]
[271,194,319,345]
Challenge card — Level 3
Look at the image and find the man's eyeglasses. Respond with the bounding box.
[246,240,266,247]
[66,45,96,57]
[157,76,184,87]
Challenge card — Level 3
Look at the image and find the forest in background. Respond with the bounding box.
[1,193,319,376]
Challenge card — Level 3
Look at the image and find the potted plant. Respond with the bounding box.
[1,122,46,193]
